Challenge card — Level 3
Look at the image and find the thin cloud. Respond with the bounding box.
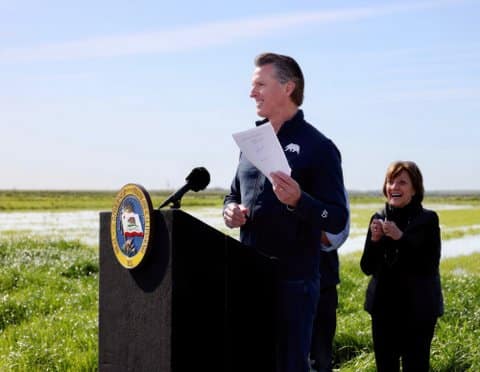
[353,86,480,105]
[387,87,480,102]
[0,0,464,63]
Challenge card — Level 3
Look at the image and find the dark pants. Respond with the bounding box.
[277,275,320,372]
[310,285,338,372]
[371,313,437,372]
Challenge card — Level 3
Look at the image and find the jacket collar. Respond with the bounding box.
[255,118,269,126]
[255,110,304,132]
[385,199,422,221]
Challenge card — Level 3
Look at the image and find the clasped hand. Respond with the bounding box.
[223,203,249,228]
[370,219,403,241]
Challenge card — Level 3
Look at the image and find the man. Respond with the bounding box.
[310,210,350,372]
[223,52,348,372]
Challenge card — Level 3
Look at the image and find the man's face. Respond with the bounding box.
[250,64,291,119]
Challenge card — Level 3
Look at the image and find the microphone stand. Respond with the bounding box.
[158,167,210,209]
[158,183,191,209]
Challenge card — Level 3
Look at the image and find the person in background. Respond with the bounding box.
[223,52,348,372]
[360,161,443,372]
[310,200,350,372]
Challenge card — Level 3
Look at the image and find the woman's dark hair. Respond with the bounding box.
[254,52,304,106]
[382,161,425,203]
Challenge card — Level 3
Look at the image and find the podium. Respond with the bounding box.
[99,209,279,371]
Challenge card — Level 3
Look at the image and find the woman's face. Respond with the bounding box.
[385,170,416,208]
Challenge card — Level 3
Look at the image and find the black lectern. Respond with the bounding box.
[99,209,279,372]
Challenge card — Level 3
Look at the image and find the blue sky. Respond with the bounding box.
[1,0,479,192]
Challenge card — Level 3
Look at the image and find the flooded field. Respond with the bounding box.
[0,210,100,246]
[0,206,478,258]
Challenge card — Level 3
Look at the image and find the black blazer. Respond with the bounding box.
[360,201,444,320]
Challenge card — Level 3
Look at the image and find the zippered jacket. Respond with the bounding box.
[224,110,348,280]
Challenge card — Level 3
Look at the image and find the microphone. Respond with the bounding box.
[158,167,210,209]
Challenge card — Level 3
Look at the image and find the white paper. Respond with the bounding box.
[232,123,291,182]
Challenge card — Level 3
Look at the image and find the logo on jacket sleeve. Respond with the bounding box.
[284,143,300,155]
[321,209,328,218]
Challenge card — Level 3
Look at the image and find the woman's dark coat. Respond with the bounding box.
[360,200,444,321]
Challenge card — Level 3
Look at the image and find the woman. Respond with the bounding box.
[360,161,443,372]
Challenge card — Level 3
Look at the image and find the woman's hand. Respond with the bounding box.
[370,219,385,242]
[383,220,403,240]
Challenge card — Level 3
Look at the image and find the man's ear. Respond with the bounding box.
[284,81,295,96]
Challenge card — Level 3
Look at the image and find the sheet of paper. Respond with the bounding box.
[232,123,291,182]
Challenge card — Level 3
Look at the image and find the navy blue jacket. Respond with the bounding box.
[224,110,348,280]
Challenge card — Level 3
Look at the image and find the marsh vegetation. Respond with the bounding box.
[0,191,479,370]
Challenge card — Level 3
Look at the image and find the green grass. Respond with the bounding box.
[0,238,98,371]
[0,192,479,370]
[335,253,480,371]
[2,190,478,211]
[0,236,479,371]
[0,190,226,211]
[437,208,480,228]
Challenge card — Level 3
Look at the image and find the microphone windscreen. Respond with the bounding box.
[186,167,210,191]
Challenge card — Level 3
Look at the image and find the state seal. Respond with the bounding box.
[111,184,153,269]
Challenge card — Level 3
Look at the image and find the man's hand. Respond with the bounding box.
[270,171,301,207]
[321,231,332,247]
[223,202,249,228]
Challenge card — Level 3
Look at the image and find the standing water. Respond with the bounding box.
[0,208,478,258]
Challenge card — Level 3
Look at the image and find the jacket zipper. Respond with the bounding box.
[249,172,262,221]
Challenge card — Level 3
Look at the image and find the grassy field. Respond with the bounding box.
[0,191,479,370]
[0,237,478,371]
[0,238,98,371]
[0,189,226,211]
[334,253,480,371]
[1,189,479,211]
[2,189,479,241]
